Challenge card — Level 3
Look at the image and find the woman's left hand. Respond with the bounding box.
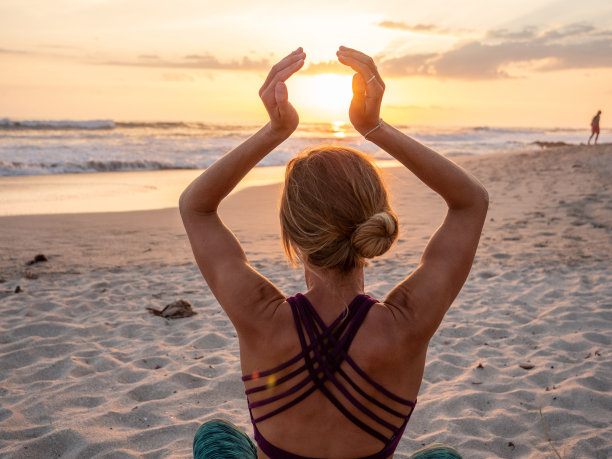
[336,46,385,136]
[259,47,306,137]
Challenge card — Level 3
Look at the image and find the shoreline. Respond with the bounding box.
[0,159,405,217]
[2,142,609,218]
[1,144,611,458]
[0,167,285,217]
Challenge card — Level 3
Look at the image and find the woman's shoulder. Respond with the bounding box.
[238,297,301,375]
[369,294,433,349]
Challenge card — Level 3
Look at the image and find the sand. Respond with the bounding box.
[0,144,611,458]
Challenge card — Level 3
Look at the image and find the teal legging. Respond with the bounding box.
[193,419,257,459]
[409,444,463,459]
[193,419,462,459]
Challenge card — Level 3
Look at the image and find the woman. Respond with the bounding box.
[181,46,488,459]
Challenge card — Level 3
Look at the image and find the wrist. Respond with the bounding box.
[362,119,383,140]
[264,122,294,143]
[362,119,391,143]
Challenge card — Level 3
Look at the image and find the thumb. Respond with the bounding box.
[350,73,366,114]
[352,73,366,99]
[275,81,290,116]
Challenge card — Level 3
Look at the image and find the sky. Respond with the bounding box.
[1,0,612,127]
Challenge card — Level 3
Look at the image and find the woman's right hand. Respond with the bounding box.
[259,47,306,138]
[336,46,385,136]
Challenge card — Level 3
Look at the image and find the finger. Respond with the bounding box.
[274,57,305,83]
[337,48,383,85]
[352,73,366,99]
[260,52,305,102]
[274,81,292,119]
[275,81,288,103]
[260,58,305,106]
[338,46,374,65]
[260,58,304,120]
[260,48,305,95]
[260,49,304,95]
[337,53,383,98]
[350,73,366,115]
[338,46,385,88]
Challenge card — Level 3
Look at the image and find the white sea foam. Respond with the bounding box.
[0,118,116,130]
[0,118,599,176]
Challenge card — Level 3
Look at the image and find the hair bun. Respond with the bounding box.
[351,211,398,259]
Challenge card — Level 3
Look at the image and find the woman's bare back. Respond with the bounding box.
[240,293,427,458]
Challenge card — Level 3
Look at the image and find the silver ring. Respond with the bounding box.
[366,75,376,84]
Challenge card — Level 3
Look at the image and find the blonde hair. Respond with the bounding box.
[280,146,398,272]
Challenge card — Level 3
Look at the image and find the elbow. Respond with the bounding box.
[475,184,489,218]
[480,185,490,210]
[449,183,489,213]
[472,185,489,226]
[178,188,217,220]
[178,190,188,217]
[456,183,489,216]
[178,189,199,220]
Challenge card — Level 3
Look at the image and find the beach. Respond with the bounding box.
[0,144,611,458]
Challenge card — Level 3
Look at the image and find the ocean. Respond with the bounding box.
[0,118,598,176]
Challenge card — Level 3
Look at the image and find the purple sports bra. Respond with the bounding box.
[242,293,416,458]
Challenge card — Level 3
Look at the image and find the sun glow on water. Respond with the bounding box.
[332,121,346,138]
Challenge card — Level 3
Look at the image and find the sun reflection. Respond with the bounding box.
[332,121,346,138]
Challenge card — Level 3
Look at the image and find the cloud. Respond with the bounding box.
[103,54,270,71]
[377,23,612,79]
[376,21,442,33]
[375,21,474,36]
[0,47,27,54]
[377,53,437,77]
[300,60,352,75]
[537,23,595,42]
[486,23,596,43]
[486,26,539,41]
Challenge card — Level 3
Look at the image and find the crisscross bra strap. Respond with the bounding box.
[242,293,416,457]
[292,294,399,443]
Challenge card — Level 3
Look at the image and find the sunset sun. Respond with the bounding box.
[290,73,354,119]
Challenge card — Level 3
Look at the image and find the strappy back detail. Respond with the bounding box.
[242,293,416,459]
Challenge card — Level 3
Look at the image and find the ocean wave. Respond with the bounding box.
[0,118,269,133]
[0,159,197,176]
[0,118,116,130]
[0,120,594,177]
[115,121,261,131]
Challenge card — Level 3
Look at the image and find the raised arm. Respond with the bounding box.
[179,47,306,332]
[337,46,488,341]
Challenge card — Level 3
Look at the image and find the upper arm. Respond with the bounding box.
[180,208,284,333]
[385,194,488,341]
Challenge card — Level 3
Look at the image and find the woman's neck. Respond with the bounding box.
[303,265,365,320]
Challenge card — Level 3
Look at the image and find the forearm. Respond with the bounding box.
[368,122,488,210]
[180,123,287,214]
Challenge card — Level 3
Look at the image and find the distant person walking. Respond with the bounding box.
[588,110,601,145]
